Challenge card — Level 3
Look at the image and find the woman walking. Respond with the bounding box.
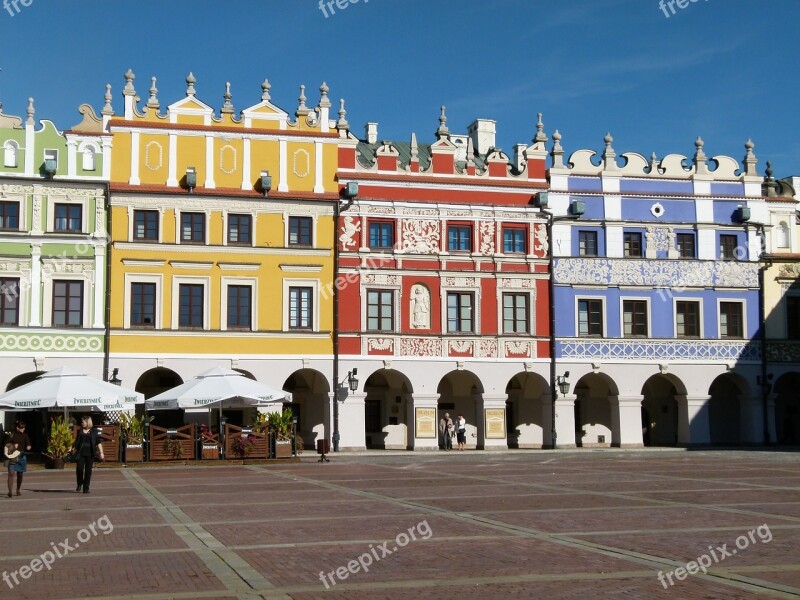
[71,416,104,494]
[6,420,31,497]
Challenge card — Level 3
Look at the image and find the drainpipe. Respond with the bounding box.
[759,250,772,445]
[547,214,557,449]
[102,181,112,383]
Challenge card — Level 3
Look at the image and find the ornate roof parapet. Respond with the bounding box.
[69,104,103,133]
[485,147,511,177]
[0,101,23,129]
[524,113,549,179]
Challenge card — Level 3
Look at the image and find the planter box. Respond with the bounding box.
[201,444,220,460]
[125,445,143,462]
[274,441,292,459]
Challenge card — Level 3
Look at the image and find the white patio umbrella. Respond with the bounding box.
[0,366,144,412]
[145,367,287,410]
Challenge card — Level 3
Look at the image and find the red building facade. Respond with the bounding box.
[334,109,552,451]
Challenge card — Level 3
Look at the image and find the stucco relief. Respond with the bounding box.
[339,216,360,249]
[367,338,394,352]
[533,223,549,257]
[410,284,430,329]
[645,225,675,254]
[400,337,442,356]
[450,340,473,353]
[714,262,758,288]
[400,219,440,254]
[505,341,530,356]
[478,339,498,358]
[443,277,478,288]
[499,278,533,289]
[478,222,495,255]
[363,273,399,286]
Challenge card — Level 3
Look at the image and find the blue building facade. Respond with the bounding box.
[548,134,766,447]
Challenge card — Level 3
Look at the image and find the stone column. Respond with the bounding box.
[610,395,644,448]
[407,394,439,451]
[677,395,711,446]
[477,394,508,451]
[554,394,576,448]
[338,392,366,452]
[739,395,764,445]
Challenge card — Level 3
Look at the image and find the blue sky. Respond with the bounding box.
[1,0,798,177]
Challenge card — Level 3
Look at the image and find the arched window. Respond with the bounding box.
[3,141,19,168]
[777,221,790,249]
[81,146,97,171]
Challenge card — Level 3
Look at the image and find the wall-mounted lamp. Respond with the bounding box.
[185,167,197,193]
[556,371,570,397]
[736,205,751,223]
[534,191,549,208]
[347,368,359,392]
[109,368,122,386]
[343,181,359,199]
[43,158,57,178]
[570,200,585,216]
[260,170,272,197]
[757,374,774,394]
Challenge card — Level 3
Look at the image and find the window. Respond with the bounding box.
[367,290,394,331]
[777,221,790,249]
[578,299,603,337]
[178,284,204,328]
[0,201,19,230]
[130,282,156,327]
[503,227,526,254]
[676,301,700,337]
[289,216,312,246]
[180,212,205,243]
[677,233,696,259]
[448,225,471,252]
[289,286,313,329]
[227,285,252,329]
[228,214,252,245]
[82,147,97,171]
[788,297,800,340]
[503,293,529,333]
[133,210,158,241]
[578,231,598,256]
[447,292,474,333]
[0,277,19,326]
[54,204,82,232]
[623,300,648,337]
[720,234,738,260]
[3,141,18,168]
[369,221,394,249]
[719,302,743,338]
[52,280,83,327]
[624,232,642,257]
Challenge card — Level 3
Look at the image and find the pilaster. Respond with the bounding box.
[610,395,644,448]
[407,394,439,451]
[338,392,366,451]
[554,394,576,448]
[478,394,508,450]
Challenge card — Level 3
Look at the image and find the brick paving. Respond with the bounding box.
[1,450,800,599]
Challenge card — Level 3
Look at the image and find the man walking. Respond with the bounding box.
[439,413,454,451]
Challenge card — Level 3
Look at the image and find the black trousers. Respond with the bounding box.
[76,456,94,491]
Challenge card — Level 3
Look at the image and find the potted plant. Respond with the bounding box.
[120,413,150,462]
[44,416,73,469]
[268,409,295,458]
[231,433,256,459]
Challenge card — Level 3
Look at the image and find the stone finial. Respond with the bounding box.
[649,152,660,174]
[534,112,548,144]
[551,130,564,169]
[436,105,449,138]
[102,84,114,116]
[296,84,310,116]
[693,136,708,174]
[26,97,35,125]
[123,69,136,96]
[410,132,419,161]
[336,98,349,130]
[221,82,234,114]
[744,138,758,176]
[764,161,778,197]
[146,77,160,109]
[466,135,475,167]
[602,132,617,170]
[186,72,196,96]
[261,79,271,102]
[319,81,331,108]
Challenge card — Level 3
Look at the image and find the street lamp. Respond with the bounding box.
[219,415,227,459]
[142,414,151,462]
[292,414,298,457]
[109,368,121,386]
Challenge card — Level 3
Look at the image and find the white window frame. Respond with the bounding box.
[717,298,746,340]
[129,207,163,243]
[575,296,606,338]
[48,196,88,234]
[175,208,209,245]
[221,277,258,331]
[171,276,210,331]
[223,210,256,247]
[0,272,28,326]
[499,290,534,334]
[282,278,320,332]
[362,287,398,333]
[43,275,89,329]
[620,296,651,338]
[124,274,162,329]
[284,213,318,248]
[673,297,704,339]
[0,196,24,232]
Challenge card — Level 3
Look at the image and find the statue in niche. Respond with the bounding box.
[410,284,430,329]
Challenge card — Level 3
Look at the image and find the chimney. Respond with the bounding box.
[365,122,378,144]
[467,119,496,156]
[514,144,527,172]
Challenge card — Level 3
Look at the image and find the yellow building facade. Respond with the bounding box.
[106,71,339,441]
